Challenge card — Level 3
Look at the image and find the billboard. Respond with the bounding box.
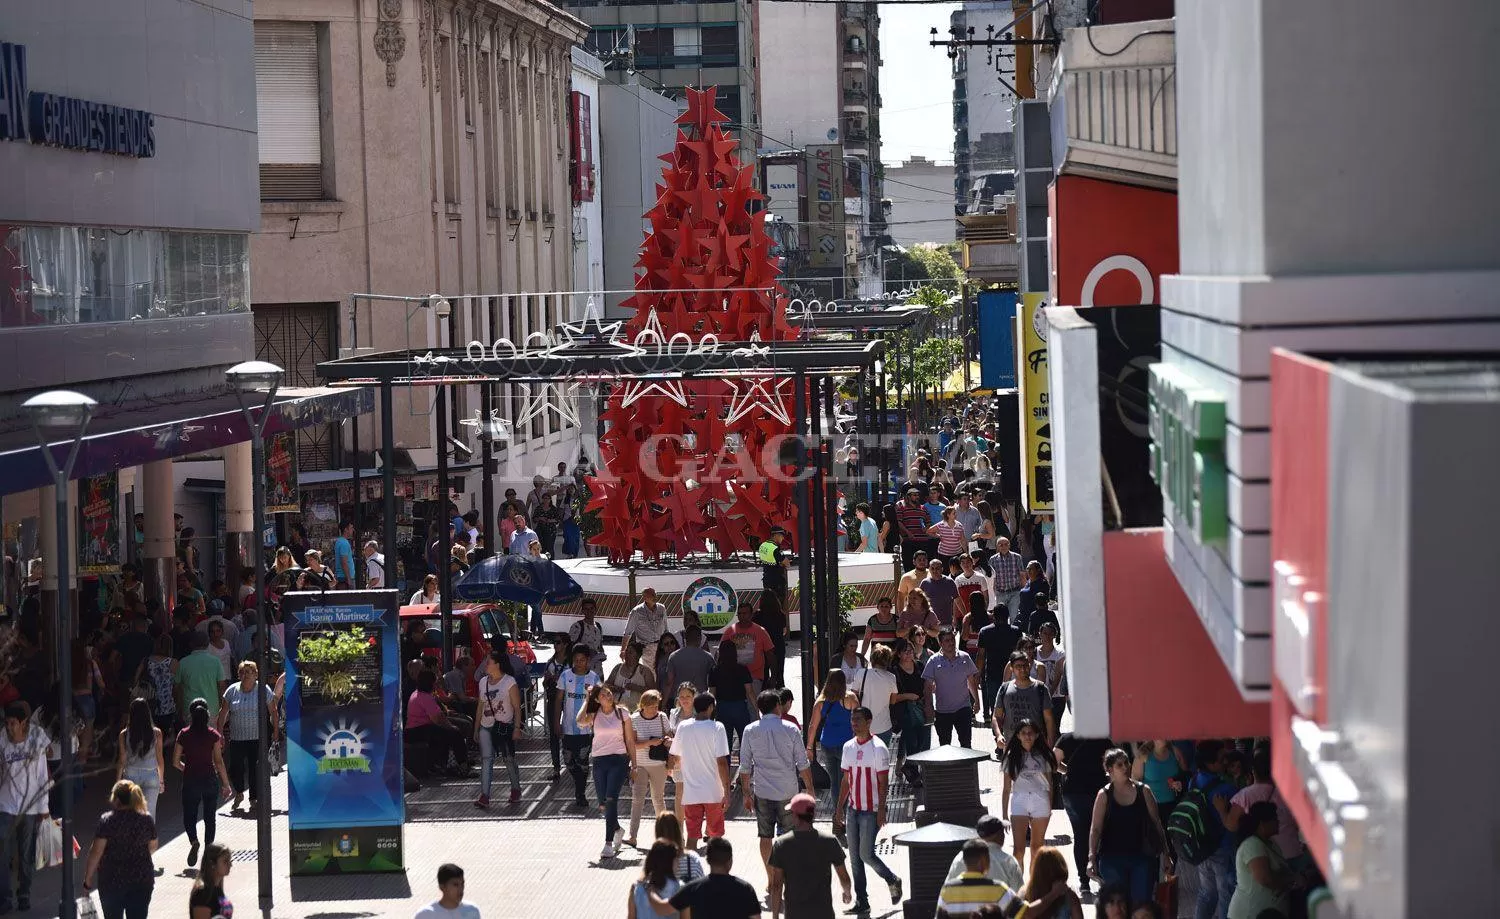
[77,471,120,575]
[1017,292,1053,512]
[976,290,1018,390]
[283,590,405,874]
[764,162,800,224]
[265,430,300,514]
[805,144,845,268]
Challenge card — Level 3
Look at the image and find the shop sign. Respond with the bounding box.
[682,576,737,631]
[0,40,156,158]
[1147,362,1227,543]
[1016,292,1054,512]
[77,471,120,574]
[265,431,301,514]
[1049,175,1176,308]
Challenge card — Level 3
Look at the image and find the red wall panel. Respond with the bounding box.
[1103,529,1269,740]
[1049,175,1178,308]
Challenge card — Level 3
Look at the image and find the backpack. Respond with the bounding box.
[1166,780,1225,864]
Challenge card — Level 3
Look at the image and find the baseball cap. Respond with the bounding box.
[785,793,817,817]
[976,814,1009,837]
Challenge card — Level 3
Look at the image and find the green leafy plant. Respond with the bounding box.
[297,627,368,704]
[836,584,861,641]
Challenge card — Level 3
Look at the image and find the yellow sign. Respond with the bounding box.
[1016,292,1053,512]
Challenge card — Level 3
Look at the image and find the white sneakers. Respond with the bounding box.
[601,829,625,860]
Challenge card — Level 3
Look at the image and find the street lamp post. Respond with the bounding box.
[227,360,284,919]
[22,390,96,919]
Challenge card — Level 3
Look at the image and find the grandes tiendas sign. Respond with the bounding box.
[283,591,405,874]
[1147,363,1227,543]
[0,40,156,157]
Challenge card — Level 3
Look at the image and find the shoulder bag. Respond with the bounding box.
[649,713,670,761]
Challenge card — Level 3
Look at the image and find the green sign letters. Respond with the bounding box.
[1148,363,1228,543]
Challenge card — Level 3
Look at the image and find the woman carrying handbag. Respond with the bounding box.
[472,650,524,808]
[626,690,672,847]
[1088,747,1171,907]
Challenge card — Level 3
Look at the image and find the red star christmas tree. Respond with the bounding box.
[587,87,798,563]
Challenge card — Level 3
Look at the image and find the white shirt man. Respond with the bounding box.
[364,541,385,588]
[624,588,669,669]
[668,696,731,848]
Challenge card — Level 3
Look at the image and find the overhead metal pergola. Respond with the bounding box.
[315,333,886,709]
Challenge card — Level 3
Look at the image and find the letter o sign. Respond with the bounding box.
[1079,254,1154,307]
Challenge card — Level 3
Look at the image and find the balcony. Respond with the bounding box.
[1048,19,1176,189]
[957,210,1018,281]
[842,87,868,113]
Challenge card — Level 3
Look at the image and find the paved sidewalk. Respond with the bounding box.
[38,638,1114,918]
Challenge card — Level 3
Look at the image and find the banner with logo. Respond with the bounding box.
[265,430,300,514]
[1017,292,1054,512]
[283,590,404,874]
[77,471,120,575]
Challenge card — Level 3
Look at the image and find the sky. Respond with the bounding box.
[879,2,961,167]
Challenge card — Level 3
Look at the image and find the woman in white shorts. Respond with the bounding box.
[1002,719,1056,875]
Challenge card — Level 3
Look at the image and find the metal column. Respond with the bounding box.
[793,372,815,725]
[351,415,363,588]
[381,384,398,593]
[436,385,453,671]
[480,383,495,556]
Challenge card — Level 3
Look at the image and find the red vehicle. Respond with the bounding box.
[399,602,538,669]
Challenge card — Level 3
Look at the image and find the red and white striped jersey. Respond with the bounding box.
[841,734,892,812]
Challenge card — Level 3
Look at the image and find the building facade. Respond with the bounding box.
[597,78,678,314]
[883,157,956,247]
[568,0,758,164]
[1041,1,1500,915]
[948,1,1018,214]
[250,0,589,510]
[1,0,364,622]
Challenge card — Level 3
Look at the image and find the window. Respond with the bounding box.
[255,22,326,200]
[717,86,741,127]
[439,34,458,204]
[634,28,673,66]
[700,25,738,65]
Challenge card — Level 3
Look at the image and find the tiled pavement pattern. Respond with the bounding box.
[33,639,1197,918]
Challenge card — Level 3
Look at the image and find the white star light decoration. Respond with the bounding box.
[459,408,513,443]
[724,376,793,426]
[515,381,584,429]
[617,307,689,407]
[546,296,644,358]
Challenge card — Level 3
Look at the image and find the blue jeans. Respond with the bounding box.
[820,744,845,812]
[0,813,39,906]
[1098,852,1156,906]
[846,808,897,907]
[528,602,544,633]
[478,722,521,797]
[1186,847,1235,919]
[716,700,752,753]
[592,753,630,843]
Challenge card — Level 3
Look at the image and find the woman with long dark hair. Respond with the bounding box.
[1022,846,1084,918]
[804,669,856,835]
[188,842,234,919]
[114,698,164,820]
[82,780,157,919]
[628,840,683,919]
[1002,719,1057,872]
[709,639,753,753]
[172,698,231,867]
[881,502,900,555]
[576,684,637,860]
[472,648,523,808]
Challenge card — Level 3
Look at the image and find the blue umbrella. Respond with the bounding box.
[453,553,584,606]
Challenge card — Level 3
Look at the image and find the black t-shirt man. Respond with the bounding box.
[669,872,763,919]
[975,620,1023,683]
[1054,732,1114,796]
[769,827,846,919]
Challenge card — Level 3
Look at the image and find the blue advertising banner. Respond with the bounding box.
[282,590,404,874]
[977,290,1019,390]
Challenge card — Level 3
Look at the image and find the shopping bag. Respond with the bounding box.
[36,818,63,871]
[76,893,101,919]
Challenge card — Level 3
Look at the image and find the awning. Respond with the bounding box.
[0,386,373,498]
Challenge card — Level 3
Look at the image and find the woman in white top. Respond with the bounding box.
[1002,719,1057,871]
[855,644,901,744]
[577,684,637,859]
[626,690,672,847]
[409,574,440,606]
[472,649,523,808]
[833,632,868,681]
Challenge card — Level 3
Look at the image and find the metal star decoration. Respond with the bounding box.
[724,375,793,426]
